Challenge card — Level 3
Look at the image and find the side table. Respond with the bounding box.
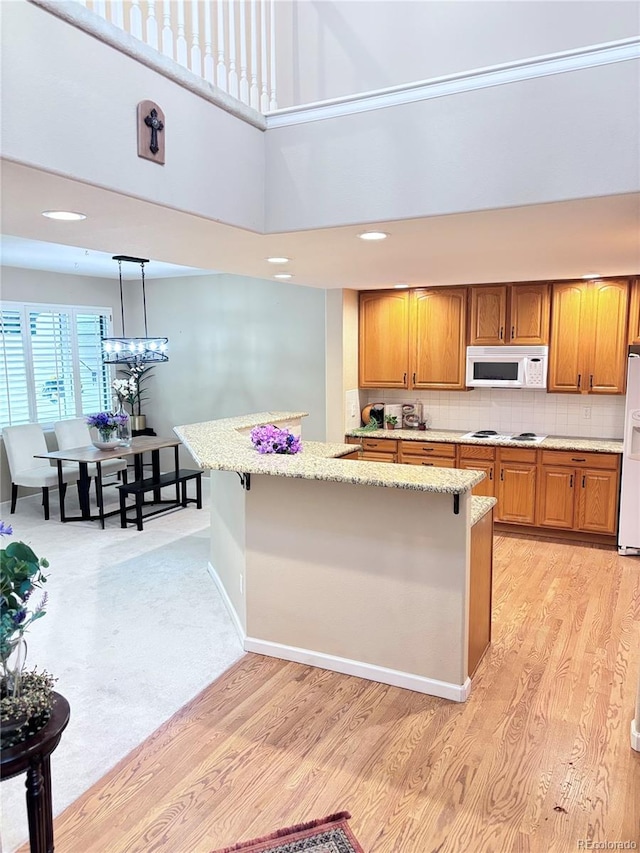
[1,692,70,853]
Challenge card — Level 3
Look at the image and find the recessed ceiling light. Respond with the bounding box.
[42,210,87,221]
[582,272,601,279]
[394,283,409,289]
[266,256,290,264]
[274,273,293,279]
[358,231,389,241]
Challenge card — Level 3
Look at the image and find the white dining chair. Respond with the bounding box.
[53,418,128,480]
[2,424,80,520]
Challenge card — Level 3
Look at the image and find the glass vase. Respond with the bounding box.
[1,635,27,700]
[115,401,131,447]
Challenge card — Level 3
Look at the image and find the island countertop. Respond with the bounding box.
[174,412,485,495]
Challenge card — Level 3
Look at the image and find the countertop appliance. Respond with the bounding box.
[461,430,547,444]
[618,346,640,555]
[466,346,548,389]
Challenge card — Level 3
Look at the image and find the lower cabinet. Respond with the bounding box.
[347,436,398,463]
[495,448,537,525]
[457,445,495,497]
[398,440,456,468]
[468,508,493,677]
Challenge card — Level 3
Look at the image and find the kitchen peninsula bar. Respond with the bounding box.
[175,412,494,701]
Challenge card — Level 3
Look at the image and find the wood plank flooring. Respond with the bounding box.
[33,535,640,852]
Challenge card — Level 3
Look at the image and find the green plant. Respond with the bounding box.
[117,363,154,416]
[0,670,56,747]
[384,415,398,427]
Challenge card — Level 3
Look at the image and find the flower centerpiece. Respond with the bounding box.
[0,521,56,747]
[112,375,137,412]
[86,410,129,449]
[250,424,302,455]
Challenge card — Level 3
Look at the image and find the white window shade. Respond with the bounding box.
[0,308,30,426]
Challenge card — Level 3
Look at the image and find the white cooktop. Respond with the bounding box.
[461,431,548,444]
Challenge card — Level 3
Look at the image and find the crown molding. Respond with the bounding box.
[266,38,640,128]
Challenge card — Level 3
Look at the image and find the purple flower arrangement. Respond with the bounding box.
[86,411,128,436]
[250,424,302,455]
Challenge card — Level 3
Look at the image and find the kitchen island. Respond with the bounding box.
[174,412,493,701]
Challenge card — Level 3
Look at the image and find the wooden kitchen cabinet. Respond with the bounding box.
[399,440,456,468]
[469,283,549,346]
[495,448,537,525]
[468,507,493,677]
[359,437,398,463]
[628,279,640,345]
[410,288,468,390]
[458,444,495,497]
[359,291,410,388]
[548,279,629,394]
[537,450,620,534]
[358,287,468,391]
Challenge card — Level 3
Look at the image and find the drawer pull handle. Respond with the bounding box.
[500,468,504,481]
[412,372,416,384]
[571,457,586,462]
[489,469,493,480]
[590,374,593,389]
[421,462,434,466]
[422,447,434,452]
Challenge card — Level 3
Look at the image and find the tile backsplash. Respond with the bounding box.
[363,388,625,439]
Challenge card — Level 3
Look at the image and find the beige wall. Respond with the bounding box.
[276,0,639,107]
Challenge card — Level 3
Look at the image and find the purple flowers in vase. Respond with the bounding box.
[250,424,302,455]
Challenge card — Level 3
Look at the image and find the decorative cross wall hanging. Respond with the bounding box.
[137,100,165,165]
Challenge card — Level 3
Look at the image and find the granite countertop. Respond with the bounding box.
[346,427,623,454]
[471,496,497,526]
[174,412,484,495]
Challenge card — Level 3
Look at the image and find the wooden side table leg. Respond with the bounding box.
[42,756,54,853]
[25,758,49,853]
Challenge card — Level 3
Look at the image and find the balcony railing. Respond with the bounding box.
[77,0,277,112]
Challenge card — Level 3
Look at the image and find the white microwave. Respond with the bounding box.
[466,346,548,389]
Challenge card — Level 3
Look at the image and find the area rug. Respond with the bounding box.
[210,811,365,852]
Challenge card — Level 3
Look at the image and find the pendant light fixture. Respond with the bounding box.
[101,255,168,364]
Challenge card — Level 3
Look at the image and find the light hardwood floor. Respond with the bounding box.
[32,534,640,852]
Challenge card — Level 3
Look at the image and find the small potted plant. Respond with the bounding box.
[0,521,56,748]
[384,414,398,431]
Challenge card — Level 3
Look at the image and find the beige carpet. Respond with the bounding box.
[0,477,244,853]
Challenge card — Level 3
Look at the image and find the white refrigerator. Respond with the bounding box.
[618,346,640,555]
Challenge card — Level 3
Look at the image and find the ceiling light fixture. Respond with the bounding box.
[358,231,389,241]
[41,210,87,221]
[274,273,293,280]
[394,283,409,289]
[266,257,290,264]
[101,255,169,365]
[582,272,602,280]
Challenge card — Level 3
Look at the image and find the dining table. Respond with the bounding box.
[35,436,182,528]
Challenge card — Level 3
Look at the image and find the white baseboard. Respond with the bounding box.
[207,562,246,642]
[244,636,472,702]
[632,719,640,752]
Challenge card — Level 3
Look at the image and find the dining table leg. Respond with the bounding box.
[77,462,91,519]
[95,462,105,529]
[152,449,161,503]
[56,461,66,522]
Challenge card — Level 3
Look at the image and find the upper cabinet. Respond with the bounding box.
[411,288,468,390]
[359,287,467,390]
[469,284,549,346]
[629,279,640,345]
[359,291,410,388]
[548,279,629,395]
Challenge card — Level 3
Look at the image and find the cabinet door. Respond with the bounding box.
[548,282,588,393]
[629,279,640,345]
[587,280,629,394]
[576,469,619,534]
[358,292,410,388]
[496,463,536,524]
[536,466,575,529]
[469,286,508,345]
[458,460,495,496]
[509,284,550,345]
[411,288,467,390]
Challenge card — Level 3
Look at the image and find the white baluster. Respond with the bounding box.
[239,0,249,105]
[203,1,214,84]
[93,0,107,19]
[268,0,277,109]
[129,0,142,39]
[175,0,188,67]
[146,0,159,50]
[228,0,239,98]
[190,0,202,76]
[162,0,174,59]
[249,0,259,109]
[217,0,227,91]
[111,0,124,29]
[260,0,268,112]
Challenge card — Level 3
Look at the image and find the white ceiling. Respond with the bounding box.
[1,160,638,288]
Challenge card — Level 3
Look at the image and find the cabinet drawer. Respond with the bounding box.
[399,440,456,458]
[402,456,456,468]
[497,447,537,463]
[360,451,397,463]
[540,450,619,470]
[459,444,496,461]
[361,438,398,453]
